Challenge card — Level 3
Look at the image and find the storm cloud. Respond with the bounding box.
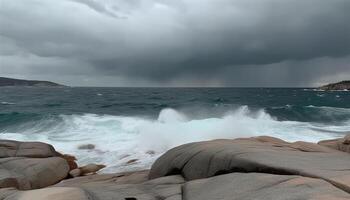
[0,0,349,86]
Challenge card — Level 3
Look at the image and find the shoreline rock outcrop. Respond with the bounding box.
[3,135,350,199]
[0,157,69,190]
[0,140,70,190]
[149,136,350,195]
[0,140,60,158]
[319,80,350,91]
[149,136,345,181]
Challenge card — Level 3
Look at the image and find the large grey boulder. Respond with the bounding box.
[149,136,350,193]
[0,140,77,171]
[184,173,350,200]
[0,157,69,190]
[0,140,74,190]
[0,140,59,158]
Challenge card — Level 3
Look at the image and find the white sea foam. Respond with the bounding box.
[0,101,15,105]
[306,105,350,113]
[0,106,348,173]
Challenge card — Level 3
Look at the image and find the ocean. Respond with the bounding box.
[0,87,349,172]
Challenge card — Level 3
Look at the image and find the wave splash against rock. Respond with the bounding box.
[2,135,350,199]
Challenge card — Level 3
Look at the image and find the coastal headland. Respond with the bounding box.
[0,77,64,87]
[319,80,350,91]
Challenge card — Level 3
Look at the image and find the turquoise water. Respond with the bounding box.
[0,87,349,172]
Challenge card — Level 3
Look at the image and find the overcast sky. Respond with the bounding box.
[0,0,349,87]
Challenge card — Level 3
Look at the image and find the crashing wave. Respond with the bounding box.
[0,106,348,172]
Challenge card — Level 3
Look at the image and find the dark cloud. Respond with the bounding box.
[68,0,125,18]
[0,0,349,86]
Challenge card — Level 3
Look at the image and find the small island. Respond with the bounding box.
[0,77,65,87]
[319,80,350,91]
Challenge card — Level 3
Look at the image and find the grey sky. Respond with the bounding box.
[0,0,349,87]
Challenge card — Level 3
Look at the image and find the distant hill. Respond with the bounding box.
[0,77,65,87]
[319,81,350,91]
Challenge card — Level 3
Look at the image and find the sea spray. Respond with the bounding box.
[0,106,345,173]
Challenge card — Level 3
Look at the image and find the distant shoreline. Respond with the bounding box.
[319,80,350,91]
[0,77,65,87]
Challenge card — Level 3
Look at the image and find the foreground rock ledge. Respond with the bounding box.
[3,136,350,199]
[0,140,70,190]
[150,136,350,192]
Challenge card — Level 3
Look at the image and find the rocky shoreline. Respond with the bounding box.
[0,77,65,87]
[319,80,350,91]
[2,135,350,199]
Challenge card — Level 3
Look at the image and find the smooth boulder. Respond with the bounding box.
[149,136,350,193]
[0,140,59,158]
[0,157,69,190]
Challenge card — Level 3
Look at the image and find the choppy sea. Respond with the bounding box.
[0,87,349,172]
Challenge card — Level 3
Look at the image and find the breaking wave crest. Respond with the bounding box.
[0,106,349,172]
